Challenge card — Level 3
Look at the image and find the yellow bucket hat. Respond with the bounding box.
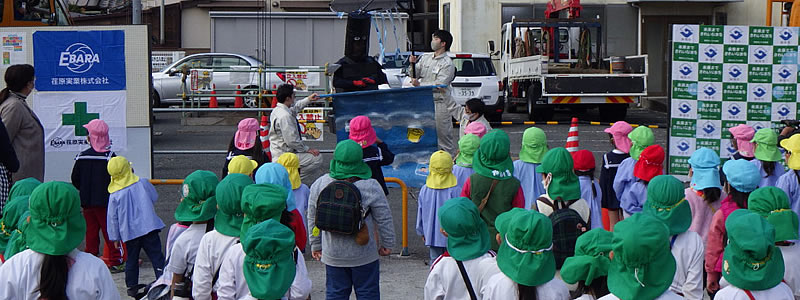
[107,156,140,194]
[780,134,800,170]
[275,153,301,190]
[229,155,259,175]
[426,151,457,189]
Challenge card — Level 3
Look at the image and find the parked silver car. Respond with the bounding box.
[151,53,283,107]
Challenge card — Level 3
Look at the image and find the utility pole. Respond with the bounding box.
[132,0,142,24]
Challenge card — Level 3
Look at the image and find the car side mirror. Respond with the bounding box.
[488,41,496,53]
[168,68,180,76]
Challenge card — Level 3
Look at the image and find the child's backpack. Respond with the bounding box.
[315,180,367,236]
[538,197,588,268]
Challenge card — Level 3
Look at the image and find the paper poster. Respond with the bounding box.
[284,69,320,91]
[297,108,324,141]
[1,32,26,67]
[34,91,127,152]
[33,30,126,91]
[669,25,793,174]
[190,69,213,92]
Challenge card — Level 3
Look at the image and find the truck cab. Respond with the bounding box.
[0,0,71,26]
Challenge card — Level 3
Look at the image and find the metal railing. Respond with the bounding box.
[149,176,411,257]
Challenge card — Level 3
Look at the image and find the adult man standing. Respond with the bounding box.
[409,30,457,156]
[269,84,323,182]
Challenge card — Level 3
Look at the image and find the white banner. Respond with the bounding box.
[34,91,127,152]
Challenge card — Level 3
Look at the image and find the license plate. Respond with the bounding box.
[457,88,478,97]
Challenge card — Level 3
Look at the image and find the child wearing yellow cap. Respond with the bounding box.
[276,153,311,228]
[777,133,800,238]
[417,151,462,262]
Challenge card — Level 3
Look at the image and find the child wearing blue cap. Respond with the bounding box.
[705,159,761,294]
[685,148,725,243]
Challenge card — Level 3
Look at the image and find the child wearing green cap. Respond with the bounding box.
[512,127,548,210]
[751,128,786,188]
[424,197,500,300]
[0,177,38,258]
[715,209,794,299]
[747,187,800,299]
[460,130,525,251]
[106,156,166,298]
[481,208,570,299]
[0,195,28,263]
[453,133,480,195]
[560,228,613,300]
[217,183,312,300]
[705,159,761,294]
[241,220,301,300]
[0,182,119,299]
[642,175,705,300]
[166,170,219,298]
[417,151,462,262]
[600,213,683,300]
[192,173,253,300]
[307,140,395,299]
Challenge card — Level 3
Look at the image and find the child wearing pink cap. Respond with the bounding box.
[728,124,756,161]
[349,116,395,195]
[70,118,126,272]
[222,118,269,177]
[464,122,487,138]
[599,121,632,229]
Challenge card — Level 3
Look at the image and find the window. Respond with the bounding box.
[15,0,53,23]
[213,56,249,69]
[442,3,450,31]
[453,58,496,77]
[175,57,212,71]
[55,0,69,25]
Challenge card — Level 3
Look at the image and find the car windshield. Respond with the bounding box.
[453,58,495,77]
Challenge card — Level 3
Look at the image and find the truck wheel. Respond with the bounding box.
[599,104,628,122]
[526,84,549,121]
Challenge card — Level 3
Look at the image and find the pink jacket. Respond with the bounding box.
[686,188,725,243]
[704,196,743,274]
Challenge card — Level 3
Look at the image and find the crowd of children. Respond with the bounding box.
[4,111,800,300]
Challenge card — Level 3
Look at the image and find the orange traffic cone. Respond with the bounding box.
[234,85,244,108]
[566,117,579,152]
[209,84,218,108]
[260,115,271,161]
[270,84,278,108]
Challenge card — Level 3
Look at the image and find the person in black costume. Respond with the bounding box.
[333,12,388,93]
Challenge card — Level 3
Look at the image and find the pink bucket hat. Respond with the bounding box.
[465,122,487,138]
[84,119,110,153]
[604,121,633,153]
[349,116,377,148]
[729,124,756,158]
[235,118,260,150]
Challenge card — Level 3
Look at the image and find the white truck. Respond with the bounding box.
[496,19,648,121]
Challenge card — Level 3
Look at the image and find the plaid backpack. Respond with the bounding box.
[315,180,365,235]
[538,197,588,269]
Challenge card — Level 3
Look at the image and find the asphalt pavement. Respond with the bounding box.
[109,106,668,299]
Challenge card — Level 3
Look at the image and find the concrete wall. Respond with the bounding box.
[210,12,407,66]
[182,7,212,49]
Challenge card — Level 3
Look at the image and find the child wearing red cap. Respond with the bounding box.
[222,118,269,177]
[621,145,664,218]
[572,150,602,229]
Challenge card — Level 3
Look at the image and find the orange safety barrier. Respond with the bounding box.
[150,177,412,256]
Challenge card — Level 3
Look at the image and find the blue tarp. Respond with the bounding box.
[331,86,439,188]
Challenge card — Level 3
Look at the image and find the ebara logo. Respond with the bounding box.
[704,46,718,59]
[678,102,692,114]
[703,84,717,96]
[752,122,766,130]
[726,145,737,155]
[677,140,691,152]
[58,43,99,74]
[730,28,744,40]
[753,47,768,60]
[728,104,741,116]
[680,26,693,38]
[779,67,793,79]
[781,29,793,41]
[679,64,693,76]
[778,105,792,117]
[753,86,767,97]
[728,66,742,78]
[702,121,716,134]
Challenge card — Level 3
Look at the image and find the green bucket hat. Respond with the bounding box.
[628,126,655,160]
[5,211,30,259]
[472,129,515,180]
[242,219,296,300]
[752,128,783,162]
[520,127,548,164]
[215,174,253,237]
[723,209,785,291]
[26,182,87,256]
[9,177,41,200]
[240,183,288,240]
[643,175,692,236]
[561,228,613,285]
[455,134,480,167]
[438,197,491,261]
[537,147,581,201]
[330,139,372,180]
[608,213,676,300]
[0,195,30,253]
[747,187,799,242]
[174,170,219,222]
[495,208,556,286]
